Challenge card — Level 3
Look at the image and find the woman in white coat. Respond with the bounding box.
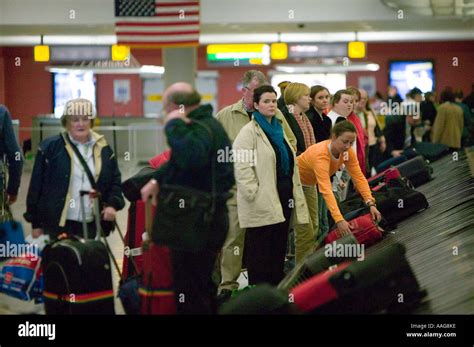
[233,85,308,285]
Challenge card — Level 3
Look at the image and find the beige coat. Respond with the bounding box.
[216,99,297,206]
[432,102,464,149]
[233,118,309,229]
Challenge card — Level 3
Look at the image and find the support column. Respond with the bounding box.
[162,47,197,88]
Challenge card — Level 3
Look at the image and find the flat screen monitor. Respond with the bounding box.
[389,60,434,99]
[53,71,96,118]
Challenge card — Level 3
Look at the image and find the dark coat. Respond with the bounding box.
[277,97,306,155]
[24,132,125,230]
[0,105,23,196]
[153,104,235,251]
[306,105,332,143]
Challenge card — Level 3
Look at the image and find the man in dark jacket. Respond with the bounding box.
[0,105,23,205]
[141,82,234,314]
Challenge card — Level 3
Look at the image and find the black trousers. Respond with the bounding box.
[368,144,384,174]
[170,207,228,314]
[245,177,293,286]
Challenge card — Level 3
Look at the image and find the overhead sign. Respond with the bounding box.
[207,44,270,66]
[50,45,111,62]
[288,43,347,58]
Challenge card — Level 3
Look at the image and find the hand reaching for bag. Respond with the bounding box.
[141,179,159,206]
[336,220,353,237]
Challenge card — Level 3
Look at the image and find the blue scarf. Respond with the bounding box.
[253,111,290,176]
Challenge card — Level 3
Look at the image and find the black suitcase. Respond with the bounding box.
[278,234,359,291]
[42,191,115,314]
[340,178,428,226]
[292,243,426,314]
[395,156,433,187]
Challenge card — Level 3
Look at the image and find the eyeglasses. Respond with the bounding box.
[244,86,255,94]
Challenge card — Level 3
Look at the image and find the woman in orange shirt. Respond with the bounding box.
[297,121,382,236]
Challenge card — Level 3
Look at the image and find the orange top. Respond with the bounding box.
[297,139,374,223]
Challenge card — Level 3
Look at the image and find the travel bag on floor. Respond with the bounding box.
[139,198,176,315]
[290,243,426,314]
[42,191,115,314]
[121,150,171,280]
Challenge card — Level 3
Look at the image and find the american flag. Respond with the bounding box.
[115,0,200,48]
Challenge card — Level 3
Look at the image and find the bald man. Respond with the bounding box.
[141,82,235,314]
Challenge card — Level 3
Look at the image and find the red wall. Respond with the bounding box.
[96,74,143,117]
[346,41,474,98]
[1,41,473,144]
[2,47,52,142]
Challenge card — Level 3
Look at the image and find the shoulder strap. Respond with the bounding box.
[63,133,98,190]
[191,119,216,215]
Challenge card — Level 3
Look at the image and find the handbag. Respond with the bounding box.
[63,133,115,236]
[151,119,217,253]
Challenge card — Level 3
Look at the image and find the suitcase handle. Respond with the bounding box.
[79,190,123,280]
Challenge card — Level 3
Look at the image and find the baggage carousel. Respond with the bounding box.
[367,149,474,314]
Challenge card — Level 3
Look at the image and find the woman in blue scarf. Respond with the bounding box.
[233,85,308,285]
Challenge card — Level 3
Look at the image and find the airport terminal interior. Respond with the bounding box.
[0,0,473,319]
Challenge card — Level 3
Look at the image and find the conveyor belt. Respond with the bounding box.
[366,150,474,314]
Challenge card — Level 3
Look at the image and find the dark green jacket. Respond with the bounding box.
[154,104,235,199]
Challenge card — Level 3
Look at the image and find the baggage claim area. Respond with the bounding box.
[0,0,473,345]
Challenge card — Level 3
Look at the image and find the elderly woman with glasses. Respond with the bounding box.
[24,98,125,240]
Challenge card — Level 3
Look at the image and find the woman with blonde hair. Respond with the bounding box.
[284,82,319,264]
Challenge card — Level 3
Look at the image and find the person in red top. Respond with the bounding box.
[346,87,369,176]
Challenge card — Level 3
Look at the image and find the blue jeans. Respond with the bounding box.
[317,191,329,241]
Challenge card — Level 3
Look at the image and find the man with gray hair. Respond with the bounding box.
[215,70,297,304]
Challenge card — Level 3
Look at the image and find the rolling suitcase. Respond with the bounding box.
[121,150,170,280]
[278,234,359,291]
[395,156,433,187]
[139,198,176,315]
[290,243,426,314]
[42,191,115,314]
[325,214,383,247]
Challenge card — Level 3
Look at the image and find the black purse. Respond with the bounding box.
[64,133,116,236]
[151,120,217,253]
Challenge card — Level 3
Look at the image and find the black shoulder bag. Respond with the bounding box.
[151,119,216,253]
[64,133,116,236]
